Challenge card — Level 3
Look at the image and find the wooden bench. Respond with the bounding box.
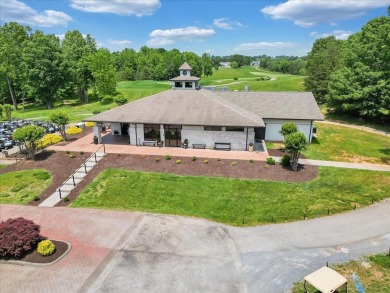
[142,141,157,147]
[214,142,231,151]
[192,144,206,149]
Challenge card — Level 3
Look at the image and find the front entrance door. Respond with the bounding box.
[121,123,129,135]
[164,125,181,147]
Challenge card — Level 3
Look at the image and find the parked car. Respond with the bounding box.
[0,139,13,150]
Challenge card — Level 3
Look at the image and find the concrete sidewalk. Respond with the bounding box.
[273,156,390,172]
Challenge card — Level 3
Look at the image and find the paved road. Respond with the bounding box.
[1,202,389,293]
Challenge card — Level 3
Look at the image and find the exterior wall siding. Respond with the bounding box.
[182,126,254,151]
[263,119,313,142]
[110,123,121,135]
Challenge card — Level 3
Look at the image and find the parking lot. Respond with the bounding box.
[0,119,60,158]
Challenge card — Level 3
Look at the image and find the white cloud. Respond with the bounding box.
[56,33,87,41]
[70,0,161,16]
[108,39,133,45]
[310,30,354,40]
[234,42,296,51]
[0,0,72,27]
[147,26,216,47]
[261,0,390,27]
[213,18,245,30]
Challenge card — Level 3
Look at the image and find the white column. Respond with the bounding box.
[93,122,102,143]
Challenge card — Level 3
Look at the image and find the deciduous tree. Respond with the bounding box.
[13,125,45,159]
[284,132,307,171]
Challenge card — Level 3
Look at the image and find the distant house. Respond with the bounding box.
[219,62,231,68]
[251,61,260,67]
[86,62,323,151]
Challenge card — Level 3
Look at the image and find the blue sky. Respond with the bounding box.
[1,0,389,56]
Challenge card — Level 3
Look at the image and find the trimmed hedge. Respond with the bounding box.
[37,240,56,256]
[66,126,83,135]
[0,217,41,257]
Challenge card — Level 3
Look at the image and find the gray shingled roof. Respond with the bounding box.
[179,62,192,70]
[218,91,324,120]
[169,76,200,81]
[84,90,323,126]
[85,89,265,127]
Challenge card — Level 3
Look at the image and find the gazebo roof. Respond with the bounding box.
[179,62,192,70]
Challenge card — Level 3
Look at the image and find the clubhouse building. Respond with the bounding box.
[85,63,323,151]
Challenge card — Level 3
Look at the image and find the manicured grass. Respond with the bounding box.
[292,253,390,293]
[304,124,390,164]
[10,80,170,123]
[202,67,305,91]
[71,167,390,226]
[320,105,390,133]
[0,164,7,169]
[0,169,52,204]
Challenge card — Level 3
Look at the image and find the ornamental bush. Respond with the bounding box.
[85,122,94,127]
[37,240,56,256]
[66,126,83,135]
[115,96,128,106]
[0,217,41,257]
[281,155,291,166]
[39,134,62,149]
[266,157,276,165]
[175,159,182,164]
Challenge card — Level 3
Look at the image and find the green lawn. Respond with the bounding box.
[0,169,52,204]
[0,164,7,169]
[321,105,390,133]
[71,167,390,226]
[304,124,390,164]
[9,80,170,123]
[201,67,304,91]
[292,253,390,293]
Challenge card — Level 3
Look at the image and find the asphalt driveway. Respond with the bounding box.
[1,201,389,293]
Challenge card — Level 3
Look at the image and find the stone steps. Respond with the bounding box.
[39,151,106,207]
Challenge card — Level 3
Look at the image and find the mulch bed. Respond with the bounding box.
[56,153,318,207]
[0,151,91,205]
[1,240,69,264]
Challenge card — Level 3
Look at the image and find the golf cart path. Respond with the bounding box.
[1,200,389,293]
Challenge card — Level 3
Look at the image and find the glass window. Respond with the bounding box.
[204,126,222,131]
[144,124,160,141]
[226,126,244,132]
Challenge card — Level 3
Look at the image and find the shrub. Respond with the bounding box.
[155,158,160,162]
[115,96,128,106]
[231,161,237,166]
[233,77,238,80]
[175,159,182,164]
[63,197,69,202]
[80,151,84,155]
[140,154,146,159]
[65,150,70,154]
[69,153,75,158]
[264,164,270,169]
[85,121,94,127]
[100,96,113,105]
[165,154,171,160]
[281,155,291,166]
[92,110,101,115]
[192,156,197,161]
[33,195,40,201]
[39,134,62,149]
[66,126,83,135]
[203,160,208,164]
[0,217,41,257]
[217,158,221,161]
[249,159,253,164]
[267,157,276,165]
[37,240,56,256]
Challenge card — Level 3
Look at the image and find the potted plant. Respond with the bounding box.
[183,138,188,149]
[93,136,98,144]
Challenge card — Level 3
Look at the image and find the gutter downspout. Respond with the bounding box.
[245,127,249,151]
[135,124,138,146]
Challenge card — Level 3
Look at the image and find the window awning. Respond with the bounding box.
[304,266,347,293]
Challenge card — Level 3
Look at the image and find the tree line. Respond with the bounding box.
[305,9,389,122]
